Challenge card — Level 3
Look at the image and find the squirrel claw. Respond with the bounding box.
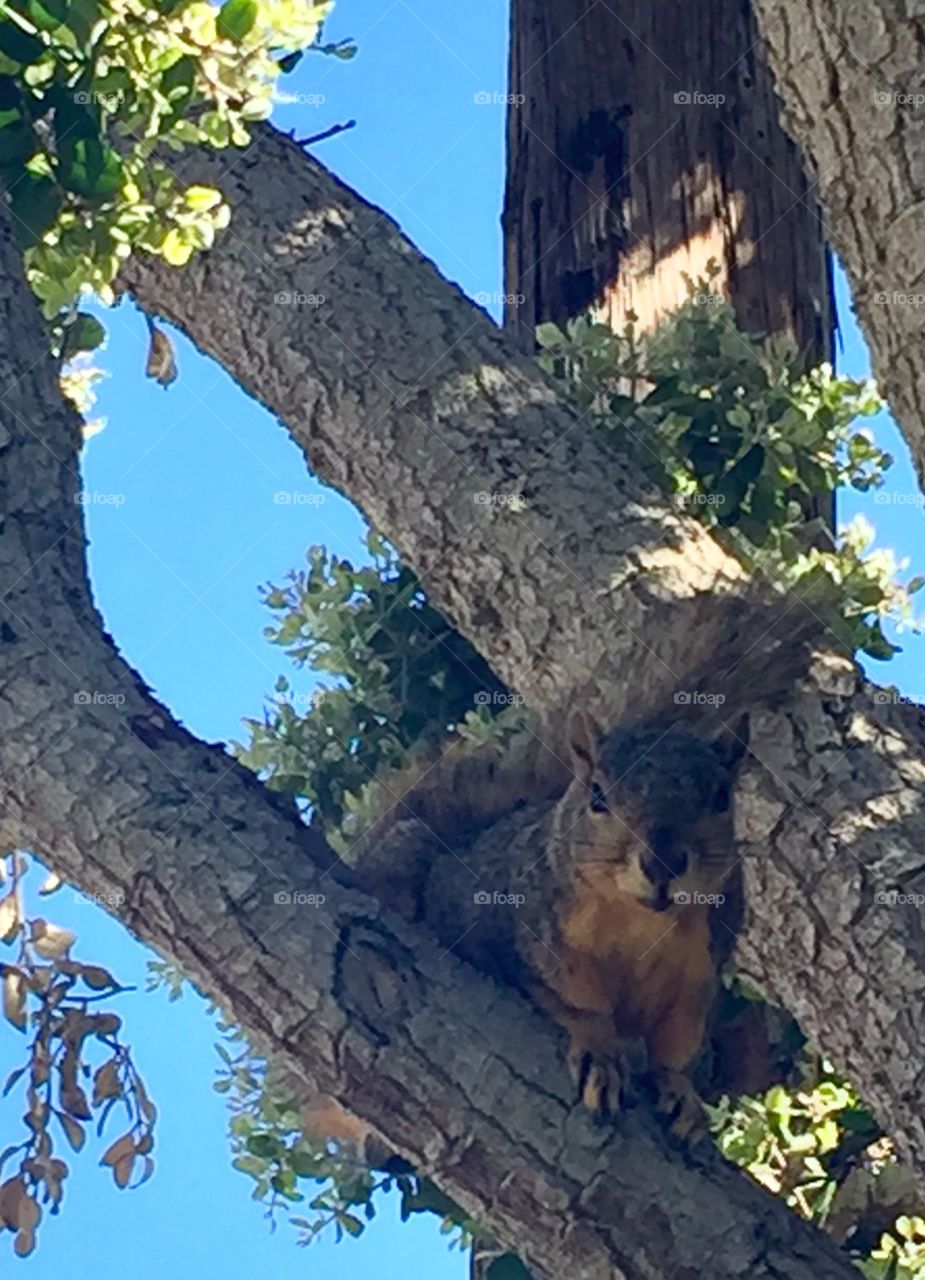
[644,1068,708,1143]
[569,1047,625,1117]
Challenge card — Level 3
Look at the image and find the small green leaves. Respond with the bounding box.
[217,0,257,42]
[60,313,105,360]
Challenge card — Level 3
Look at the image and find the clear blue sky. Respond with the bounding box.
[4,0,923,1272]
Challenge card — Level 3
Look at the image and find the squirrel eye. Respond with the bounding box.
[590,783,610,814]
[712,784,730,814]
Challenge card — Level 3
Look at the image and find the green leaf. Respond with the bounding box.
[217,0,257,42]
[60,311,105,358]
[161,226,193,266]
[277,50,301,73]
[0,19,45,64]
[9,173,61,247]
[57,136,123,201]
[183,183,221,211]
[23,0,70,31]
[715,443,765,518]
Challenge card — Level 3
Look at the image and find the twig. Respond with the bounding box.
[295,119,356,147]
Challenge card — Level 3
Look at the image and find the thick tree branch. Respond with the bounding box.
[0,214,861,1280]
[122,124,818,726]
[753,0,925,493]
[117,125,925,1187]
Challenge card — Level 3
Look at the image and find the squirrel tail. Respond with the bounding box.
[344,711,571,861]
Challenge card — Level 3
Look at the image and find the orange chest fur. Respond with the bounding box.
[556,881,714,1036]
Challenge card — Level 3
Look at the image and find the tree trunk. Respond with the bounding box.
[752,0,925,493]
[503,0,833,374]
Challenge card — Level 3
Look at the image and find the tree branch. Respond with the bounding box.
[753,0,925,494]
[0,209,862,1280]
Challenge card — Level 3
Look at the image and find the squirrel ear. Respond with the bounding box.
[712,713,750,771]
[567,709,601,781]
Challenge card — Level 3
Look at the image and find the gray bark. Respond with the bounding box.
[121,124,815,728]
[0,211,864,1280]
[753,0,925,493]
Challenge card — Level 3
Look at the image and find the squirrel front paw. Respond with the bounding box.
[568,1045,626,1118]
[642,1067,708,1143]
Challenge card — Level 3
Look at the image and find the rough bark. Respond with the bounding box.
[115,124,925,1190]
[0,214,862,1280]
[122,123,823,729]
[503,0,832,364]
[752,0,925,493]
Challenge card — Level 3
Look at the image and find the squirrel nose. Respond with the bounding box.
[642,828,689,885]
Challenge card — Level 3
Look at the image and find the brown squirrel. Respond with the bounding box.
[344,705,749,1142]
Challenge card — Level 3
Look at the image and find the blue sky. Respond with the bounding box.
[3,0,923,1272]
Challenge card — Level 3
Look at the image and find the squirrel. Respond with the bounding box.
[338,704,750,1143]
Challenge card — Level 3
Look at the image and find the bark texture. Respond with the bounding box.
[752,0,925,492]
[0,212,864,1280]
[122,124,821,728]
[503,0,832,362]
[116,125,925,1191]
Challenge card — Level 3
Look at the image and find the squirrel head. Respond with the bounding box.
[552,710,749,911]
